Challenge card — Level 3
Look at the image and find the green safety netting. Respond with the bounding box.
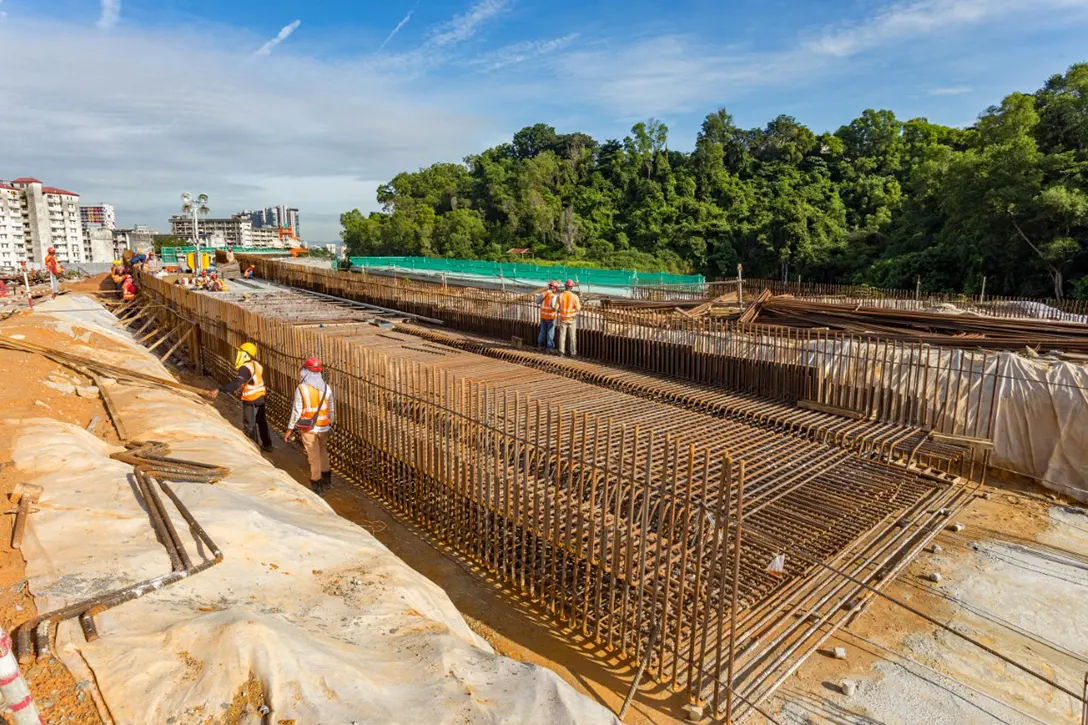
[348,256,703,287]
[159,247,290,265]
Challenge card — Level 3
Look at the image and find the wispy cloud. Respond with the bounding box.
[254,19,301,57]
[0,0,7,22]
[471,33,578,71]
[805,0,1088,57]
[430,0,510,47]
[96,0,121,30]
[928,86,972,95]
[549,0,1088,116]
[379,3,419,51]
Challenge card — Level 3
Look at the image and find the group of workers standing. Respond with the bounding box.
[204,343,335,496]
[537,279,582,356]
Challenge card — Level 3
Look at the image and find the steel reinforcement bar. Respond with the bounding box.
[394,323,978,476]
[238,256,1003,443]
[135,274,965,721]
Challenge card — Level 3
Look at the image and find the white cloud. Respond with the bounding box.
[806,0,1088,57]
[928,86,972,95]
[0,18,496,239]
[429,0,510,47]
[97,0,120,30]
[379,5,417,51]
[470,33,578,71]
[254,19,301,57]
[546,0,1088,117]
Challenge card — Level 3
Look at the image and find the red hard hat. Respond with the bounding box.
[548,280,559,289]
[565,279,575,288]
[124,274,132,280]
[48,247,55,254]
[303,357,322,372]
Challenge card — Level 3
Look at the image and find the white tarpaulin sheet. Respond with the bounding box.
[8,296,618,725]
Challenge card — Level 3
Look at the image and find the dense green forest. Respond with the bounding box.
[341,64,1088,298]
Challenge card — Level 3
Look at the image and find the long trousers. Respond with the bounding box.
[537,319,555,349]
[557,320,577,356]
[242,400,273,448]
[300,430,331,481]
[49,272,59,296]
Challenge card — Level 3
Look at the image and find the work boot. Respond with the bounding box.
[261,443,274,453]
[321,470,332,492]
[310,479,324,496]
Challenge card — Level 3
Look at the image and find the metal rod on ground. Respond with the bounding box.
[618,624,660,721]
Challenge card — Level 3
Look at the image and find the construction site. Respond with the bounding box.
[1,256,1086,725]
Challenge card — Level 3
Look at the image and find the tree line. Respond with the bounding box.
[341,64,1088,298]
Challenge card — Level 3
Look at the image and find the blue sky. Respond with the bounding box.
[1,0,1087,240]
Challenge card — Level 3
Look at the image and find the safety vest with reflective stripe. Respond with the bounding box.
[240,361,266,401]
[540,290,557,321]
[45,255,60,275]
[299,383,331,429]
[557,290,581,322]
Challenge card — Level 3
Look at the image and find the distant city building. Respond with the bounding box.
[170,214,254,247]
[80,204,116,230]
[0,177,85,267]
[245,205,300,238]
[249,226,279,247]
[113,225,159,258]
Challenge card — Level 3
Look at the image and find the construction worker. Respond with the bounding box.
[556,279,582,357]
[205,342,274,452]
[243,265,256,279]
[110,262,125,289]
[208,272,227,292]
[44,247,62,299]
[284,357,335,495]
[537,280,559,351]
[121,274,137,302]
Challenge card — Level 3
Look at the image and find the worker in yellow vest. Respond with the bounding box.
[556,279,582,357]
[204,341,273,451]
[537,280,559,351]
[285,357,335,495]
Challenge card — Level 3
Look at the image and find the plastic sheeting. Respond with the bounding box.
[991,354,1088,501]
[8,296,619,725]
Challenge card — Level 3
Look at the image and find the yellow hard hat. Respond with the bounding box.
[234,342,258,369]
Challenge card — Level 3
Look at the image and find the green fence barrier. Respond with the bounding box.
[348,256,703,287]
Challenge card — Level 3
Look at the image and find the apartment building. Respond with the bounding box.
[170,214,253,247]
[80,204,116,230]
[249,226,280,247]
[0,178,84,267]
[245,205,300,238]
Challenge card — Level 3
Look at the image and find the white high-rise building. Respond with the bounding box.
[0,178,84,267]
[170,213,254,247]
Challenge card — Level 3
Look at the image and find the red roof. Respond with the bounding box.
[11,177,42,184]
[0,184,16,191]
[42,186,78,197]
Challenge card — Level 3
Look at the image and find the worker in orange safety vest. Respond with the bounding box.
[121,274,137,302]
[537,280,559,352]
[284,357,335,495]
[556,279,582,357]
[204,342,274,451]
[44,247,63,299]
